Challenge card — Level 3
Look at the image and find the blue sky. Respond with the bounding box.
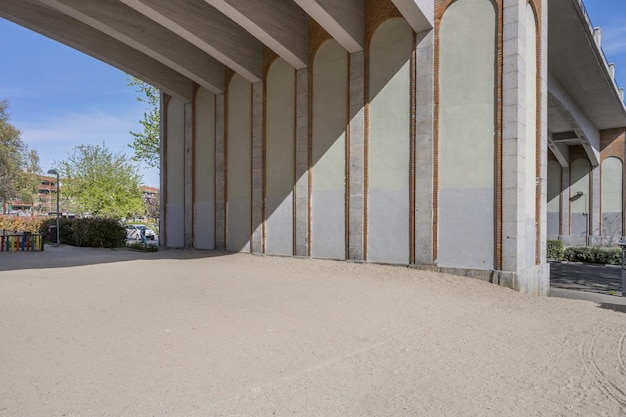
[0,0,624,191]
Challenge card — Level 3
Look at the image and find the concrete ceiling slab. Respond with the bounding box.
[39,0,224,93]
[548,0,626,131]
[294,0,364,53]
[205,0,309,69]
[120,0,263,83]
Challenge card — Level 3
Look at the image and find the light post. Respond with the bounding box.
[47,169,60,247]
[619,237,626,297]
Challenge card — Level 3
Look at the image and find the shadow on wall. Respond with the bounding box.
[225,25,412,259]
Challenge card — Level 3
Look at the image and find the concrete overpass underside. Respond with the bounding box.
[1,0,625,295]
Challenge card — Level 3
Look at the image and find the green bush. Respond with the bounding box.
[40,217,126,248]
[547,240,563,260]
[563,246,622,265]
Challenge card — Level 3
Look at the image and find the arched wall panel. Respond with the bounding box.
[547,161,561,238]
[570,158,590,244]
[226,74,252,252]
[311,40,348,260]
[265,58,295,256]
[367,18,413,264]
[194,87,216,250]
[165,97,185,248]
[601,157,623,239]
[438,0,496,269]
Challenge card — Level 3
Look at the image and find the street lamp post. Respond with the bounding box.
[47,169,60,247]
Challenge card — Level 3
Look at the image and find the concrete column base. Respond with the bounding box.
[411,262,550,296]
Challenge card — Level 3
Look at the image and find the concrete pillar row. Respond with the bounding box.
[184,102,193,249]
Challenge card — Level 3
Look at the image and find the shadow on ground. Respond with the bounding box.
[550,261,622,296]
[0,245,233,272]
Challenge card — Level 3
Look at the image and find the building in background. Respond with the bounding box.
[2,0,625,295]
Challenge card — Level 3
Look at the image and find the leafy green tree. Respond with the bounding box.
[0,100,41,213]
[128,76,160,169]
[58,144,144,218]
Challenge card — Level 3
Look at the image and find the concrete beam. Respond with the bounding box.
[40,0,225,93]
[205,0,309,69]
[120,0,263,83]
[293,0,364,53]
[547,133,570,168]
[0,0,194,101]
[548,73,600,166]
[390,0,433,33]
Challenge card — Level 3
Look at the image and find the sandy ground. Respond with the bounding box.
[1,246,626,417]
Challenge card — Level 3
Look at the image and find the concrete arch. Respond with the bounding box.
[265,58,296,256]
[367,17,413,264]
[226,74,252,252]
[438,0,497,269]
[310,39,348,260]
[601,156,623,242]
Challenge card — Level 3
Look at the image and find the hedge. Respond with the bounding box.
[0,215,126,248]
[563,246,622,266]
[547,240,564,260]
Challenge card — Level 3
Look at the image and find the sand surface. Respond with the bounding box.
[1,246,626,416]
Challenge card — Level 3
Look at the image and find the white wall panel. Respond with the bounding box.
[266,59,295,256]
[439,0,496,269]
[368,18,412,264]
[194,87,216,249]
[165,97,185,248]
[311,40,347,260]
[226,74,252,252]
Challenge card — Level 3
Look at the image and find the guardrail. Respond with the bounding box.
[0,234,45,252]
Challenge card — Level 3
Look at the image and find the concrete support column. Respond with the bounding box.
[215,93,226,250]
[184,102,193,249]
[501,0,527,273]
[348,51,365,261]
[159,93,168,248]
[414,29,434,265]
[251,81,264,254]
[538,0,549,263]
[560,167,571,245]
[590,164,601,245]
[294,68,309,257]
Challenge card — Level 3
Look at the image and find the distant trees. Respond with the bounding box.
[58,144,144,218]
[127,76,160,169]
[0,100,41,214]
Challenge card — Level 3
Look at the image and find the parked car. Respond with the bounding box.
[126,224,156,241]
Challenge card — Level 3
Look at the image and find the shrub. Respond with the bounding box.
[547,240,563,260]
[40,217,126,248]
[563,246,622,265]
